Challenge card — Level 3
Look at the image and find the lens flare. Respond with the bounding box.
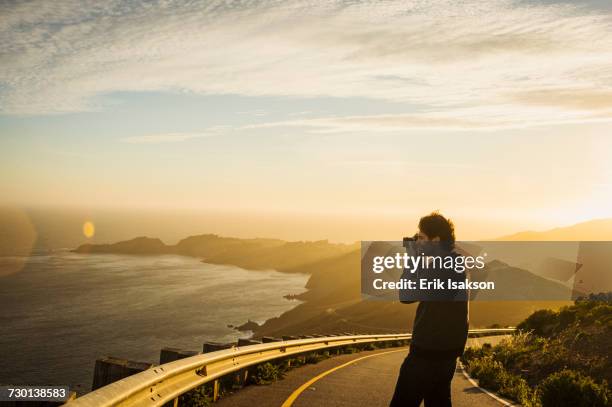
[83,221,95,238]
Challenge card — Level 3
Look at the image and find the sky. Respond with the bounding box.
[1,0,612,240]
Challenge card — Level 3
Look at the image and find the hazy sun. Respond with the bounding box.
[83,221,95,238]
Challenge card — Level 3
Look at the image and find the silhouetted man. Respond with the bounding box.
[390,212,469,407]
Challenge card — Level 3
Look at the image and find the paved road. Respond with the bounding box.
[215,336,511,407]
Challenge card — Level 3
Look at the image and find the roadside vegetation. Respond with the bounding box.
[462,293,612,407]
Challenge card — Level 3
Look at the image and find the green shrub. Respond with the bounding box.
[538,370,610,407]
[494,333,532,367]
[499,373,539,407]
[466,356,539,406]
[461,344,492,365]
[363,343,377,351]
[305,351,330,364]
[517,309,559,337]
[251,362,284,385]
[558,307,577,330]
[467,356,506,391]
[286,356,307,367]
[179,385,213,407]
[587,304,612,325]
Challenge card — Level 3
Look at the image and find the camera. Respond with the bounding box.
[402,234,418,249]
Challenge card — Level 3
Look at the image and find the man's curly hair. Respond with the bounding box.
[418,211,455,250]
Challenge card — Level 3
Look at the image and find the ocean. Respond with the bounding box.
[0,250,308,395]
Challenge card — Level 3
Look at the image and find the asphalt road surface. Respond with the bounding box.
[215,335,512,407]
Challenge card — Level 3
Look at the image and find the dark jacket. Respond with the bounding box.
[400,248,469,358]
[410,300,468,358]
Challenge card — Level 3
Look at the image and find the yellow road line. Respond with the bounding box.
[281,348,407,407]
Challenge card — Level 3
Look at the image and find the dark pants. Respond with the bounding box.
[389,352,457,407]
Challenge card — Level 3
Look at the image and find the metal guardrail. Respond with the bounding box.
[64,328,515,407]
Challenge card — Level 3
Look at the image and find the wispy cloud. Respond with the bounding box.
[245,104,612,132]
[1,0,612,130]
[121,132,209,144]
[120,124,232,143]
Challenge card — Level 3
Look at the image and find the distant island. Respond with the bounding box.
[74,234,357,273]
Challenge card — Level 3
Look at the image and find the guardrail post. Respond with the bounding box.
[213,379,220,402]
[296,336,317,363]
[202,341,241,394]
[159,349,199,407]
[236,339,261,385]
[232,370,248,389]
[233,340,257,386]
[91,357,153,390]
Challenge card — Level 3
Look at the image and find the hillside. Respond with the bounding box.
[252,245,572,337]
[495,218,612,241]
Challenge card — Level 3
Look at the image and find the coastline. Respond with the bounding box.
[73,235,571,338]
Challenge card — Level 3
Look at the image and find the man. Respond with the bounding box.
[389,212,469,407]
